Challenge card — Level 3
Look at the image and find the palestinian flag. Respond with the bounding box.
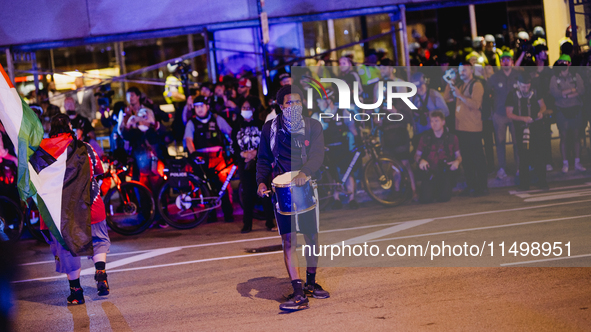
[0,64,92,255]
[0,64,43,201]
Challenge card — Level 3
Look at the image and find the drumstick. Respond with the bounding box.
[263,190,272,197]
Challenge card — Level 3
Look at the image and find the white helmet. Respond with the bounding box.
[517,31,530,41]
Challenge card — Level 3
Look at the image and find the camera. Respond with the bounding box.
[443,68,460,86]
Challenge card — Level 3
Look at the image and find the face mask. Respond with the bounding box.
[241,110,253,120]
[138,124,149,132]
[282,105,304,132]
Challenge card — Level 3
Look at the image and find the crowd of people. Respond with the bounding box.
[1,25,591,313]
[3,25,590,237]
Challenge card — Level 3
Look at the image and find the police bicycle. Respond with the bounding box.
[102,155,156,235]
[316,133,412,207]
[157,154,237,229]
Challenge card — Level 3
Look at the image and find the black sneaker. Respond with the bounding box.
[95,270,110,296]
[348,199,359,210]
[279,293,309,311]
[241,225,252,234]
[304,283,330,299]
[67,287,85,305]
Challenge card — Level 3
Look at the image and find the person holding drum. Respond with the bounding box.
[256,85,329,311]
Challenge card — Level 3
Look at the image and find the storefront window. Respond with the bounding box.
[333,17,364,63]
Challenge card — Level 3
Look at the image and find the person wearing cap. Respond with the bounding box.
[237,77,253,99]
[278,72,292,87]
[550,55,587,173]
[184,95,235,222]
[236,77,261,116]
[505,74,548,190]
[487,51,521,180]
[311,88,360,209]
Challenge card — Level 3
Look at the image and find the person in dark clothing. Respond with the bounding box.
[256,85,329,311]
[312,88,360,209]
[415,111,462,203]
[233,97,275,233]
[184,96,235,222]
[529,46,555,171]
[506,74,548,190]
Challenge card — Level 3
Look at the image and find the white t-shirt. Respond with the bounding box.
[77,90,85,104]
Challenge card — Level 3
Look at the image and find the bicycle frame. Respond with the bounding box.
[175,164,237,217]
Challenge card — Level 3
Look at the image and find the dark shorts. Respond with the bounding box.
[45,220,111,274]
[272,195,319,236]
[556,108,582,133]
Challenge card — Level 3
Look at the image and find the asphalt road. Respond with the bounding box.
[10,179,591,331]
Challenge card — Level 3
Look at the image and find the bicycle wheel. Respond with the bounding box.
[0,196,23,242]
[315,168,336,211]
[363,157,412,206]
[157,175,211,229]
[237,181,266,220]
[104,182,155,235]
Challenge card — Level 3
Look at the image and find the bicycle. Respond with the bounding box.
[102,155,156,235]
[0,195,23,242]
[157,155,237,229]
[316,133,412,207]
[0,162,23,242]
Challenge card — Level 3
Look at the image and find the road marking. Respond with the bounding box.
[80,248,182,276]
[13,251,282,283]
[510,183,591,201]
[14,248,183,283]
[14,213,591,282]
[509,182,591,195]
[18,250,154,266]
[524,190,591,202]
[337,219,434,245]
[515,188,591,199]
[18,199,591,267]
[435,199,591,220]
[500,254,591,266]
[367,214,591,244]
[107,251,281,273]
